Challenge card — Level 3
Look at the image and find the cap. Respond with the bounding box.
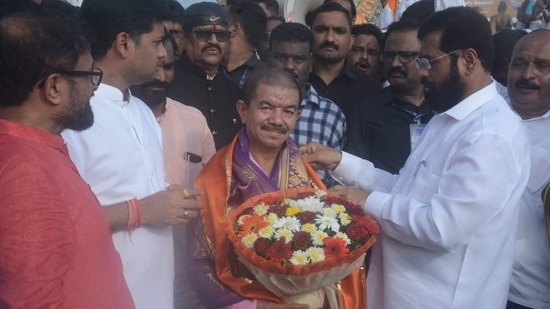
[182,2,229,30]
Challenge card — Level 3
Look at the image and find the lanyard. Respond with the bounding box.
[391,101,432,125]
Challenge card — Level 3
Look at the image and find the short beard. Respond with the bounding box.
[424,56,465,113]
[56,80,94,132]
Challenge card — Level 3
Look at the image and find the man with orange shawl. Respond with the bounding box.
[185,68,365,309]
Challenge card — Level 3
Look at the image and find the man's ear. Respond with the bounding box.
[114,32,133,58]
[461,48,478,75]
[42,74,63,106]
[236,100,247,124]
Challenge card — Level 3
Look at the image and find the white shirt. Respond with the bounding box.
[333,82,530,309]
[508,110,550,309]
[62,84,174,309]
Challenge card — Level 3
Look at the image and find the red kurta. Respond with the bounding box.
[0,120,133,308]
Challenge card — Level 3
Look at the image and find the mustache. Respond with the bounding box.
[201,44,222,53]
[355,60,370,69]
[261,123,287,134]
[319,42,339,50]
[515,79,539,89]
[142,80,170,91]
[387,67,408,77]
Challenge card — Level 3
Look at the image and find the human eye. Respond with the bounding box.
[335,27,347,34]
[294,56,308,64]
[284,108,297,116]
[350,46,364,53]
[313,26,327,34]
[510,59,528,69]
[367,49,379,56]
[535,61,550,71]
[400,52,418,62]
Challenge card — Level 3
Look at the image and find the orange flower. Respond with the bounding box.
[238,213,269,238]
[323,237,349,259]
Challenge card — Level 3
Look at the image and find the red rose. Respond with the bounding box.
[266,238,292,263]
[295,211,316,224]
[292,231,311,251]
[253,237,272,258]
[347,222,369,241]
[352,216,381,236]
[270,204,288,218]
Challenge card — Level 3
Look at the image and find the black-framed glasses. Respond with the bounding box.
[57,67,103,86]
[381,51,419,64]
[192,29,230,42]
[414,49,462,70]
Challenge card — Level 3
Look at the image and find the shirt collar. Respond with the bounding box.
[444,81,500,121]
[95,83,129,105]
[0,119,65,152]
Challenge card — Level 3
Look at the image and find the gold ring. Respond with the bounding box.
[182,189,191,199]
[184,210,189,217]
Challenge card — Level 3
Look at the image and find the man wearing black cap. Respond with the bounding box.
[167,1,242,150]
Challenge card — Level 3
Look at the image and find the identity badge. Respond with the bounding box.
[410,123,426,152]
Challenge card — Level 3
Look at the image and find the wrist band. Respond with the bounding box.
[127,197,142,238]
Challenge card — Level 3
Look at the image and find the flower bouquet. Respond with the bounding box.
[224,187,380,308]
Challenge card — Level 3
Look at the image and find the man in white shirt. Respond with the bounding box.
[62,0,202,308]
[302,7,530,309]
[506,29,550,309]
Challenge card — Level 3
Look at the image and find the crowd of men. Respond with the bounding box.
[0,0,549,308]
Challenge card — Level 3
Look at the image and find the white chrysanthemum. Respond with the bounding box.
[302,223,317,233]
[312,230,328,246]
[241,233,258,248]
[331,204,346,214]
[306,247,325,263]
[266,213,278,223]
[284,198,294,205]
[290,250,309,265]
[335,232,351,245]
[315,214,340,233]
[321,207,337,218]
[275,228,293,243]
[258,226,274,238]
[253,203,269,216]
[315,190,327,198]
[289,196,325,212]
[272,216,301,232]
[339,213,352,226]
[237,214,250,226]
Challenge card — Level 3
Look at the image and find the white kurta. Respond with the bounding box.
[508,110,550,309]
[332,82,530,309]
[62,84,174,309]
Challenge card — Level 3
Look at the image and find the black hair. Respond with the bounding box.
[242,67,302,106]
[309,2,352,30]
[0,10,90,106]
[491,29,527,85]
[253,0,279,16]
[267,15,285,24]
[323,0,356,19]
[41,0,80,18]
[352,24,384,51]
[229,0,267,48]
[269,22,313,53]
[79,0,170,61]
[418,6,494,71]
[168,0,185,24]
[385,20,419,41]
[400,0,435,23]
[0,0,40,20]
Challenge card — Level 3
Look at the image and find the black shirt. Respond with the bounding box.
[221,54,266,89]
[308,62,381,121]
[345,86,434,174]
[167,54,242,150]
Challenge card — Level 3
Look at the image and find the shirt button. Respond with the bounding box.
[208,86,214,91]
[210,109,216,113]
[212,130,218,135]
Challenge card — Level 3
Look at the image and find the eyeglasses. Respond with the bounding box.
[192,29,230,42]
[57,68,103,86]
[381,51,418,64]
[414,49,462,70]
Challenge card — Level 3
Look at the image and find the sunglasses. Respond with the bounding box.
[192,29,230,42]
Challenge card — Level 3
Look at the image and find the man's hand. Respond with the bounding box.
[256,300,309,309]
[140,185,203,226]
[329,185,370,208]
[300,142,342,171]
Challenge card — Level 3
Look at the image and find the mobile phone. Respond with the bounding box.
[184,152,202,163]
